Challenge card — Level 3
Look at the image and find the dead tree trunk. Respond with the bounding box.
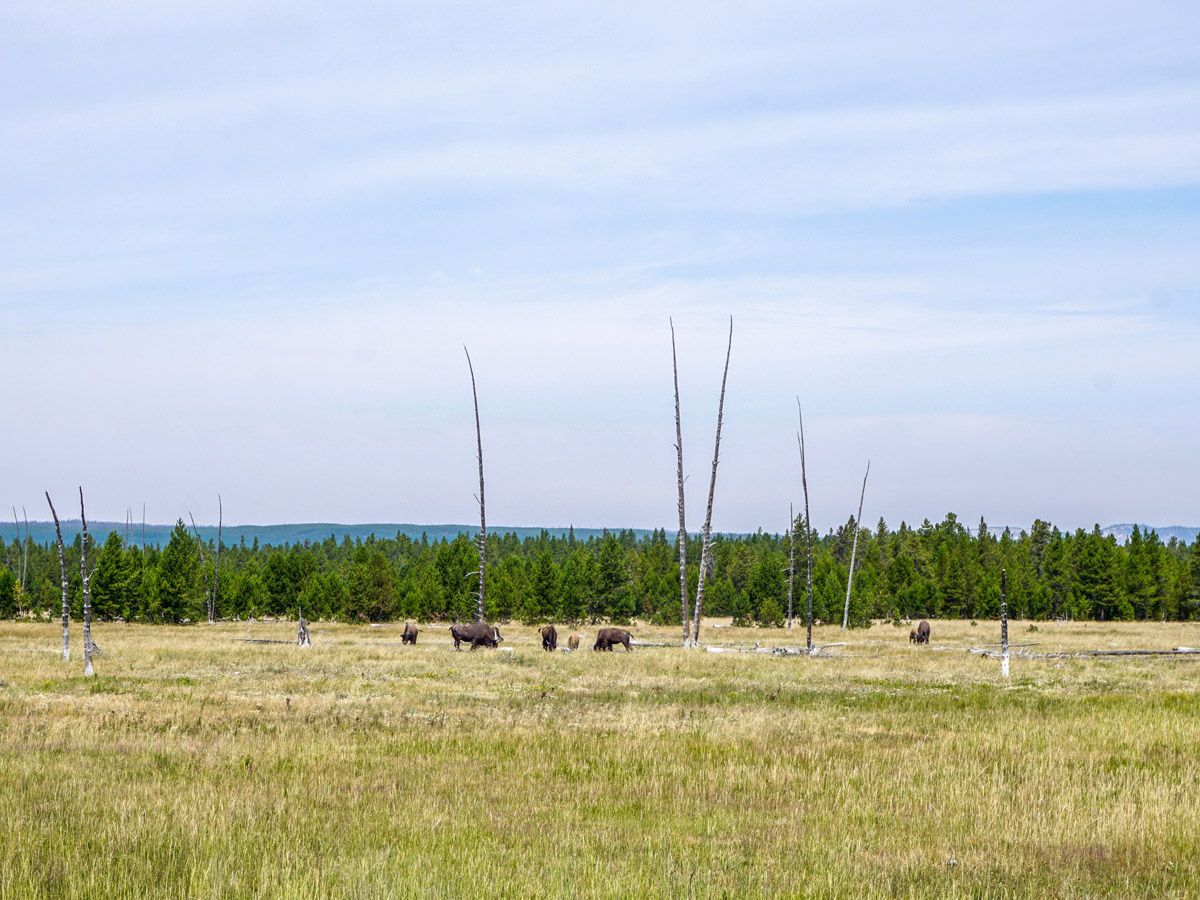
[80,487,94,677]
[189,512,213,621]
[690,317,733,648]
[670,318,690,644]
[21,507,29,591]
[46,492,69,661]
[210,495,223,624]
[297,608,311,647]
[786,502,796,630]
[1000,567,1010,679]
[464,346,486,623]
[797,400,814,653]
[842,460,870,630]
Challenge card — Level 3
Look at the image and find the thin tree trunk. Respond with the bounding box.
[46,493,69,661]
[670,318,690,645]
[80,487,94,677]
[842,460,870,630]
[786,502,795,630]
[1000,567,1010,679]
[690,317,733,647]
[139,504,145,595]
[21,507,29,590]
[189,512,213,621]
[464,346,486,623]
[297,607,311,647]
[210,495,223,624]
[797,400,813,653]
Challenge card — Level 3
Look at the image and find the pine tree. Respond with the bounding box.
[156,520,201,623]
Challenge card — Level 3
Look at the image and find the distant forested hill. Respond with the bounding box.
[0,521,653,549]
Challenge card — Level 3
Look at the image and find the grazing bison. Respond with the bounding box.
[567,632,580,651]
[540,624,558,652]
[402,622,419,644]
[909,620,931,644]
[450,622,503,650]
[593,627,633,652]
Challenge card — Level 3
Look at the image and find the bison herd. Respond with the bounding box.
[395,621,930,651]
[392,621,636,652]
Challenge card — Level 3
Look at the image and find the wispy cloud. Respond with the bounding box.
[1,2,1198,528]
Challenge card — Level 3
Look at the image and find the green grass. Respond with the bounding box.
[2,619,1199,897]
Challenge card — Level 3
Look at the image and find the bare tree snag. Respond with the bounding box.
[690,317,733,648]
[210,495,223,624]
[80,487,94,677]
[786,502,796,630]
[1000,567,1010,679]
[189,512,213,622]
[297,608,311,647]
[464,346,486,623]
[46,492,69,661]
[21,506,29,591]
[842,460,870,630]
[6,507,14,577]
[797,400,814,653]
[670,318,690,645]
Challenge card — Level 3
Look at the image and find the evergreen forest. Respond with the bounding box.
[4,515,1200,627]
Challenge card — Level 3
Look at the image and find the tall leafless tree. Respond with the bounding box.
[842,461,871,630]
[189,512,213,621]
[786,502,796,630]
[464,346,486,623]
[10,507,29,590]
[80,487,94,677]
[6,507,14,576]
[797,400,814,653]
[690,317,733,647]
[20,507,29,591]
[46,492,69,661]
[210,495,224,624]
[670,318,690,644]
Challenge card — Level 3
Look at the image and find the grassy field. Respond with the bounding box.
[2,618,1199,898]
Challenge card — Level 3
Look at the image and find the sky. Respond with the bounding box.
[2,1,1198,533]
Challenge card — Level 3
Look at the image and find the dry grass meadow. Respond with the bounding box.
[2,618,1199,898]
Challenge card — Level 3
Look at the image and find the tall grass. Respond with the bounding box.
[1,619,1198,897]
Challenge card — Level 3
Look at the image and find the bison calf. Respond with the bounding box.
[540,624,558,652]
[909,620,931,644]
[593,627,632,652]
[567,632,580,651]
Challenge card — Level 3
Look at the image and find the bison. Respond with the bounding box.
[593,627,632,652]
[567,632,580,651]
[540,624,558,652]
[402,623,419,645]
[450,622,503,650]
[909,620,931,645]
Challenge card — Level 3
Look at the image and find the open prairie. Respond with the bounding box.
[2,619,1199,898]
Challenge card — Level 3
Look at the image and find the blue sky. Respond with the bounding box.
[2,1,1198,532]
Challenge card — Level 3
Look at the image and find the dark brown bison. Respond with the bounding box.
[909,620,931,644]
[402,623,419,645]
[593,627,632,652]
[540,624,558,651]
[450,622,503,650]
[567,633,580,651]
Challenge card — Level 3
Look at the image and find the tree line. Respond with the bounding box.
[2,514,1199,626]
